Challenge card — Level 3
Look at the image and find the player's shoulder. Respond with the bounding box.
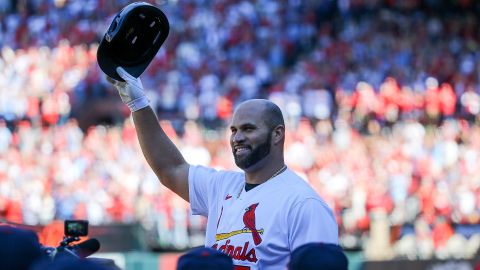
[190,165,244,184]
[278,168,320,199]
[279,169,334,215]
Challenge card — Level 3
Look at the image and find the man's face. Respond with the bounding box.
[233,131,271,169]
[230,107,272,170]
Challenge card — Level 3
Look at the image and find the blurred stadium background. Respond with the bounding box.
[1,0,480,269]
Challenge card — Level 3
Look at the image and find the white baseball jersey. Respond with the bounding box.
[188,165,338,270]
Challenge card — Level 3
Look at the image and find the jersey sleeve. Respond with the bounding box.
[288,198,339,251]
[188,165,220,216]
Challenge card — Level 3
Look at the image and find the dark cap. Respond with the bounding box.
[176,247,234,270]
[97,1,169,81]
[0,225,43,270]
[31,256,113,270]
[288,243,348,270]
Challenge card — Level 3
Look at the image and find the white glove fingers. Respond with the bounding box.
[116,67,136,82]
[108,67,149,112]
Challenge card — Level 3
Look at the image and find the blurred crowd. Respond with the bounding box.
[1,0,480,261]
[3,109,480,259]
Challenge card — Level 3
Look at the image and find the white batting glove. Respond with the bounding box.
[107,67,150,112]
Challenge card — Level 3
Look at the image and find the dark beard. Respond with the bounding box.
[234,134,271,170]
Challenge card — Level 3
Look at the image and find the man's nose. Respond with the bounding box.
[232,131,245,143]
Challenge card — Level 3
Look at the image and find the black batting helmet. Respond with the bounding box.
[97,2,169,81]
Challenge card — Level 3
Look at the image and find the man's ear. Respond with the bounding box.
[272,125,285,145]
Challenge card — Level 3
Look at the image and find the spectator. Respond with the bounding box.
[287,242,348,270]
[176,247,234,270]
[32,256,115,270]
[0,225,43,270]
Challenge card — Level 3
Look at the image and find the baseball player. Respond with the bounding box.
[107,68,339,270]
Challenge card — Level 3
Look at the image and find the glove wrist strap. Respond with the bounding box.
[126,96,150,112]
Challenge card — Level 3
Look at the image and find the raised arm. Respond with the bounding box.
[108,67,189,201]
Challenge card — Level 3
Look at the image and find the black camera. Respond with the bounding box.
[42,220,99,260]
[64,220,89,237]
[39,220,118,268]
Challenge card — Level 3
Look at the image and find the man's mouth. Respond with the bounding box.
[234,146,251,155]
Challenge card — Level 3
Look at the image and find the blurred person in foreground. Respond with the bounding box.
[287,243,348,270]
[107,67,338,269]
[31,256,113,270]
[177,247,234,270]
[0,225,43,270]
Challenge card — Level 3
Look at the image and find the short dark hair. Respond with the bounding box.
[177,247,234,270]
[263,101,285,131]
[0,226,43,270]
[288,243,348,270]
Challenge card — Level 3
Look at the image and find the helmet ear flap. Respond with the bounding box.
[110,16,121,32]
[106,16,121,42]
